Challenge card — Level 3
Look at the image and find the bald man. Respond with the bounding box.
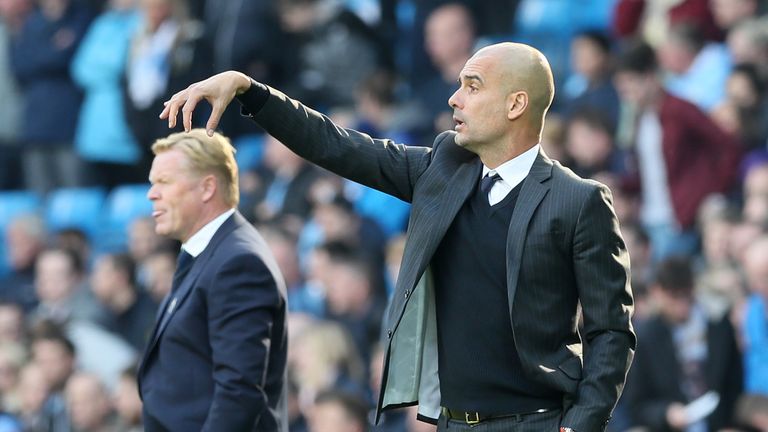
[161,42,635,432]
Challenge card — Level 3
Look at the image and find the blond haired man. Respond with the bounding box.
[137,129,288,432]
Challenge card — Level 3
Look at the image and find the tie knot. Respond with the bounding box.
[480,172,502,195]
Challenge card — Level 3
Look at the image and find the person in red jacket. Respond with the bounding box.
[613,40,742,261]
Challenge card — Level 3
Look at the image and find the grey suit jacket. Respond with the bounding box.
[242,86,636,432]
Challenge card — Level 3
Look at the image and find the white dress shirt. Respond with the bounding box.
[481,144,540,205]
[181,208,236,257]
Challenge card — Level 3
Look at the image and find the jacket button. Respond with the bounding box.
[386,329,393,339]
[404,290,410,299]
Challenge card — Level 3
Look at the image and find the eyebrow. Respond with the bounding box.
[458,74,483,85]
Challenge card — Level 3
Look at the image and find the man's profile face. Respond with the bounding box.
[448,53,510,151]
[147,149,204,242]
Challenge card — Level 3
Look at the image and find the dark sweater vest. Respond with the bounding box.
[431,178,562,414]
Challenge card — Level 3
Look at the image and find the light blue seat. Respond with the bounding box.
[44,187,107,239]
[96,183,153,252]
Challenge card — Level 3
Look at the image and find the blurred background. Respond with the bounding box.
[0,0,767,431]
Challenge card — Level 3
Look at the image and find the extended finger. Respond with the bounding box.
[182,91,204,132]
[165,91,188,129]
[205,100,226,136]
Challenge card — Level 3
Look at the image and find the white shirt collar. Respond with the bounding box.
[181,209,236,258]
[481,144,540,189]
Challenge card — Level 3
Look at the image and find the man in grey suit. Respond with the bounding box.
[160,42,635,432]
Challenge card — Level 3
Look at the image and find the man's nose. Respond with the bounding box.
[448,89,462,109]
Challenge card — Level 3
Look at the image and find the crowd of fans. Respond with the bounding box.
[1,0,768,430]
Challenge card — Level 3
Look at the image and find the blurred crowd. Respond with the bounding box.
[1,0,768,431]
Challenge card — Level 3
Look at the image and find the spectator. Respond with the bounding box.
[710,0,761,34]
[624,257,743,431]
[9,0,92,196]
[563,108,625,178]
[65,373,115,432]
[16,364,50,432]
[658,21,732,112]
[307,389,369,432]
[242,134,321,224]
[0,0,29,190]
[0,302,25,345]
[124,0,210,170]
[416,2,475,138]
[139,248,175,303]
[0,215,46,311]
[741,236,768,396]
[112,368,142,432]
[31,247,102,325]
[562,30,621,128]
[0,341,25,415]
[712,63,768,149]
[614,40,741,260]
[275,0,388,108]
[727,17,768,80]
[30,324,76,432]
[89,253,155,350]
[71,0,142,190]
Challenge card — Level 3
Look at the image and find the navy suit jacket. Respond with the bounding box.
[138,212,288,432]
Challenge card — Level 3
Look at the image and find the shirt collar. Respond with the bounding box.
[481,144,540,188]
[181,208,236,258]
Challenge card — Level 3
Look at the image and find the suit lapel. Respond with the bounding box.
[139,212,241,375]
[387,157,482,324]
[505,150,552,316]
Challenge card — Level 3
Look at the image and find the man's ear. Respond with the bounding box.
[507,91,528,120]
[201,175,217,203]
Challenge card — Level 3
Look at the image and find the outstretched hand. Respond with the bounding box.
[159,71,253,136]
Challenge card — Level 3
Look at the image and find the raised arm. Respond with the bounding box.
[161,72,434,202]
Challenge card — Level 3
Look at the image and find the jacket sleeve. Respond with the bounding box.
[201,253,282,431]
[243,85,434,203]
[561,183,636,431]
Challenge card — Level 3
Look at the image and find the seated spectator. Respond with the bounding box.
[139,248,175,304]
[275,0,388,109]
[563,109,626,179]
[659,21,731,112]
[65,372,116,432]
[30,324,76,432]
[415,2,475,139]
[712,63,768,149]
[30,247,103,325]
[16,364,50,432]
[241,134,321,225]
[624,257,743,431]
[307,389,368,432]
[112,368,142,432]
[0,341,25,415]
[710,0,761,34]
[727,17,768,81]
[0,215,46,312]
[0,302,25,345]
[741,236,768,396]
[562,30,620,128]
[289,322,366,415]
[89,253,155,350]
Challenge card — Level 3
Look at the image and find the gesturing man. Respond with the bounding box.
[161,42,635,432]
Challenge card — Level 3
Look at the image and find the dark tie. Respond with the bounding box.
[480,172,502,195]
[172,250,195,293]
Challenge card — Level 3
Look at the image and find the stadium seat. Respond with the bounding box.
[234,134,265,171]
[97,183,153,252]
[44,187,107,239]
